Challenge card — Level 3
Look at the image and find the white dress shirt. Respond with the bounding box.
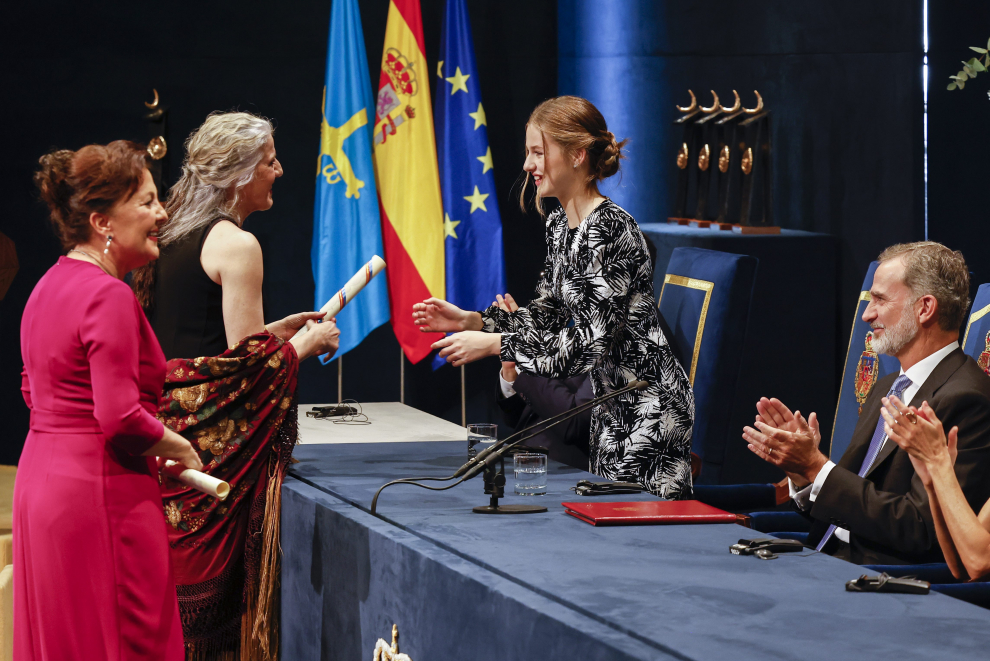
[499,370,517,398]
[791,340,959,544]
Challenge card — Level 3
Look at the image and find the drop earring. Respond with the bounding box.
[104,234,113,255]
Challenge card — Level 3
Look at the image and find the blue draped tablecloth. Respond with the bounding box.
[281,440,990,660]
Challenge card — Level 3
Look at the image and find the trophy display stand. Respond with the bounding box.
[670,90,703,223]
[669,90,779,235]
[142,88,170,191]
[736,110,774,231]
[690,108,724,224]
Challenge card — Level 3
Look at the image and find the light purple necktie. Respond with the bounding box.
[816,373,913,552]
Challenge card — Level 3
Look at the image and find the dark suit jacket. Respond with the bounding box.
[496,372,593,471]
[807,348,990,565]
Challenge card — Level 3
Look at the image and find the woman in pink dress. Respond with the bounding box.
[16,141,203,660]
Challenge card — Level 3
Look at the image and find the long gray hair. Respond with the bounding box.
[160,111,273,246]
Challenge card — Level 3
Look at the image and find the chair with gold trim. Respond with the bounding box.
[751,261,899,534]
[827,260,900,461]
[962,284,990,370]
[656,247,758,485]
[857,285,990,608]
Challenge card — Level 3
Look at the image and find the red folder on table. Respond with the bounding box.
[562,500,739,526]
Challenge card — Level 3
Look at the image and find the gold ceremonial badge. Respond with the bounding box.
[677,143,689,170]
[147,136,167,160]
[854,331,879,415]
[978,331,990,375]
[741,147,753,175]
[718,145,730,173]
[698,144,710,171]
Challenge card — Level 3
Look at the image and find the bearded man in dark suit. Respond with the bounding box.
[743,242,990,565]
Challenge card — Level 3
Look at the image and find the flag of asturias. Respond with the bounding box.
[312,0,389,361]
[433,0,506,369]
[373,0,445,363]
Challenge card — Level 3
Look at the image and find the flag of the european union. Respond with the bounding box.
[312,0,390,361]
[433,0,506,368]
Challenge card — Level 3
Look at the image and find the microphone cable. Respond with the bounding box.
[370,379,648,515]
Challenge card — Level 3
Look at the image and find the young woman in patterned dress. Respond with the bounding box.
[413,96,695,498]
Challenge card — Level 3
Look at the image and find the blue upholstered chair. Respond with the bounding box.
[828,260,900,460]
[754,262,899,533]
[962,283,990,368]
[656,247,758,485]
[855,284,990,610]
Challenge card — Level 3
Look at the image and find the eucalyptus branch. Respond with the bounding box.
[947,37,990,91]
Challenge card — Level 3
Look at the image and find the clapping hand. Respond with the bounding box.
[881,396,957,487]
[742,397,827,485]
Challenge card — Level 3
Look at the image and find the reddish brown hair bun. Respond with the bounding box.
[35,140,149,249]
[520,96,628,214]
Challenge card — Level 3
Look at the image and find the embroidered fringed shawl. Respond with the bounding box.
[158,332,298,661]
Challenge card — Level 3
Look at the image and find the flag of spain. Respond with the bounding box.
[374,0,445,363]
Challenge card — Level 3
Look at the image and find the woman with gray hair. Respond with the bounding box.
[133,111,339,660]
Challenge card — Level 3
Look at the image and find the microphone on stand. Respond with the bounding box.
[452,379,649,478]
[370,379,649,515]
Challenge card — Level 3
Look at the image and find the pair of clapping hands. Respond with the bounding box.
[741,396,956,488]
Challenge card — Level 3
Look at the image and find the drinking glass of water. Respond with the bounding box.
[467,423,497,459]
[513,452,547,496]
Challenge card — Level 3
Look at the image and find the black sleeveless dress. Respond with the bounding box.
[151,217,229,360]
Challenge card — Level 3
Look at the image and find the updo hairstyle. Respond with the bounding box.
[34,141,149,250]
[159,111,273,247]
[520,96,628,213]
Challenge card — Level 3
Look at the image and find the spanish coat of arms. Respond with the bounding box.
[854,331,879,415]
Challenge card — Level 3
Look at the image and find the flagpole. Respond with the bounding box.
[400,348,405,404]
[460,365,466,427]
[337,355,343,404]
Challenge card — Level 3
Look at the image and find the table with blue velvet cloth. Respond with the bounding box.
[281,440,990,661]
[641,224,837,485]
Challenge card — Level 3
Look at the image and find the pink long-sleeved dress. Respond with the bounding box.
[15,257,183,660]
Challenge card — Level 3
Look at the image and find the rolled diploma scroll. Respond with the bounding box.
[162,461,230,500]
[296,255,387,336]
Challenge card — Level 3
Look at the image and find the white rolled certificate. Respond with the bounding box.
[319,255,387,319]
[162,461,230,500]
[297,255,387,336]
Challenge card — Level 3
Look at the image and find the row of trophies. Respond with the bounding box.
[669,89,776,234]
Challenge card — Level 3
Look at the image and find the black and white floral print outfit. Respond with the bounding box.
[481,200,695,498]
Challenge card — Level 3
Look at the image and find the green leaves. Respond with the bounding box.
[948,38,990,91]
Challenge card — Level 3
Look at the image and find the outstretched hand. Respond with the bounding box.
[412,297,480,333]
[432,331,501,367]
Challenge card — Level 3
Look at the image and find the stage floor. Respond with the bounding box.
[282,436,990,661]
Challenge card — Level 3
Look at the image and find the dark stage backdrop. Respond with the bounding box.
[927,5,990,288]
[0,0,556,464]
[559,1,926,460]
[559,2,926,312]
